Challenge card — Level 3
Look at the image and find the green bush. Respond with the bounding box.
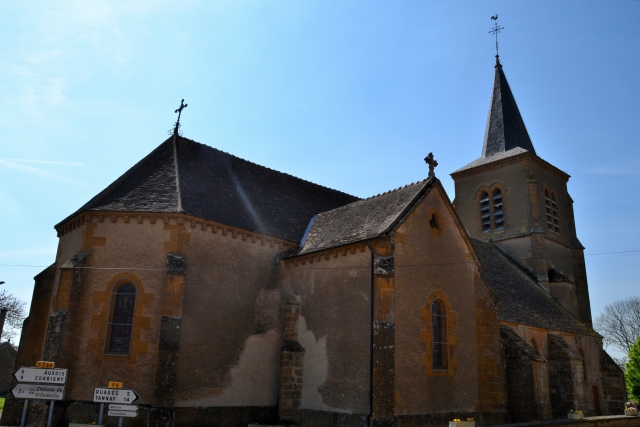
[0,397,5,410]
[627,337,640,401]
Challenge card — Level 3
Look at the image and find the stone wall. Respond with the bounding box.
[280,246,371,417]
[547,334,588,418]
[599,348,626,415]
[501,327,551,422]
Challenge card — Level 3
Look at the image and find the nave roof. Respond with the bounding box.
[57,136,359,243]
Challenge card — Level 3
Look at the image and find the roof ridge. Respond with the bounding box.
[176,135,359,200]
[173,134,183,212]
[364,178,429,201]
[316,178,430,217]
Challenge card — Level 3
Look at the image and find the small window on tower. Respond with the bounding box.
[480,192,491,234]
[493,189,504,231]
[545,189,560,234]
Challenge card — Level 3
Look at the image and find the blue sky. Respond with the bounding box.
[1,1,639,353]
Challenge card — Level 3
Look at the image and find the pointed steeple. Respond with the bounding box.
[482,56,535,158]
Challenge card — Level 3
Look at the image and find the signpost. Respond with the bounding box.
[93,387,139,404]
[108,404,138,417]
[12,362,65,427]
[94,386,139,426]
[11,384,65,400]
[13,367,67,384]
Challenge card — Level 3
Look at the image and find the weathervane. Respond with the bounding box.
[489,15,504,57]
[171,99,188,136]
[424,152,438,179]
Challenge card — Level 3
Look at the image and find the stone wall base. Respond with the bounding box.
[490,415,640,427]
[395,411,508,427]
[296,410,508,427]
[298,409,368,427]
[0,400,278,427]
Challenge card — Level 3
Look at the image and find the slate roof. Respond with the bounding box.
[471,238,597,336]
[57,136,359,242]
[454,57,536,174]
[483,57,535,157]
[294,178,435,255]
[454,147,529,173]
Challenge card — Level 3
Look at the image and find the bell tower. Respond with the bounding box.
[451,57,592,327]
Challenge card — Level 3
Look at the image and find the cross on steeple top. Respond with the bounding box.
[173,99,188,135]
[489,15,504,58]
[424,152,438,179]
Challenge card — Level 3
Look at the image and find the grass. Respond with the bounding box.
[0,397,5,410]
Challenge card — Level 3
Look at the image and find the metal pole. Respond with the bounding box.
[98,403,104,425]
[46,400,54,427]
[118,416,123,427]
[20,399,29,427]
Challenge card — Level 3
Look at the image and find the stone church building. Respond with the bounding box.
[2,57,627,427]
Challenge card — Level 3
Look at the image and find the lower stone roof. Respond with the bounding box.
[471,238,597,337]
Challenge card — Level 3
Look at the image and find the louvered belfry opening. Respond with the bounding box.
[480,191,491,234]
[545,189,560,234]
[493,189,504,231]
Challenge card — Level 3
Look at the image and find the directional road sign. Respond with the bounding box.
[14,367,67,384]
[109,405,137,411]
[11,384,65,400]
[108,410,137,418]
[93,387,139,404]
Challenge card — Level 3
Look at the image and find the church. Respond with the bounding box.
[1,56,627,427]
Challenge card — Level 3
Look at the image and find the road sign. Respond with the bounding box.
[11,384,65,400]
[14,367,67,384]
[93,387,139,404]
[108,381,123,389]
[108,410,137,418]
[109,404,137,411]
[36,361,55,369]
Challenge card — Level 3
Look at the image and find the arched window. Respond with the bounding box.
[480,191,491,234]
[431,299,448,370]
[545,189,560,234]
[106,283,137,354]
[493,189,504,231]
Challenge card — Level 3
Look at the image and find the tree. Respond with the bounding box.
[594,296,640,354]
[627,337,640,401]
[0,289,27,345]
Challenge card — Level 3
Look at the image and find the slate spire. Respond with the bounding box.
[482,56,535,158]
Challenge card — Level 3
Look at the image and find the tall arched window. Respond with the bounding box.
[545,189,560,234]
[431,299,448,370]
[106,283,137,354]
[480,192,491,234]
[493,189,504,231]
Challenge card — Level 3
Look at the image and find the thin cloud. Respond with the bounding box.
[0,159,80,183]
[3,159,83,166]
